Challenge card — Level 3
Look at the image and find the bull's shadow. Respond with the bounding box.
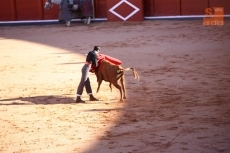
[0,95,75,105]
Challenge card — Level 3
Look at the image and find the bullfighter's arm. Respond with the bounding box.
[91,52,98,67]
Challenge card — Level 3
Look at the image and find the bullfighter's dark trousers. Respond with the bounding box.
[76,64,92,96]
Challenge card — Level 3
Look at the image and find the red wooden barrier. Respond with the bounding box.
[181,0,209,15]
[0,0,16,21]
[0,0,230,21]
[154,0,180,16]
[94,0,107,18]
[15,0,43,20]
[107,0,144,21]
[143,0,154,16]
[209,0,230,14]
[42,0,59,20]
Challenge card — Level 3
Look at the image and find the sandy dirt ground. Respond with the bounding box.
[0,19,230,153]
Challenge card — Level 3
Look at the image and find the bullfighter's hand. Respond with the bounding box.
[90,68,95,73]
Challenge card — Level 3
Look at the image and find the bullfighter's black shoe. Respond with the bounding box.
[89,95,99,101]
[76,96,85,103]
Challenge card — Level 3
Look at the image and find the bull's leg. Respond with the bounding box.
[97,80,102,93]
[113,83,123,102]
[109,83,112,92]
[120,77,126,99]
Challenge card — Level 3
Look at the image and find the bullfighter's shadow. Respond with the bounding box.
[0,95,75,105]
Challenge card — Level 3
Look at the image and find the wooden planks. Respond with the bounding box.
[181,0,209,15]
[0,0,16,21]
[0,0,230,21]
[209,0,230,14]
[107,0,144,21]
[15,0,43,20]
[42,0,59,20]
[154,0,180,16]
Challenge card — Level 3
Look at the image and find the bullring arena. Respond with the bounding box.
[0,19,230,153]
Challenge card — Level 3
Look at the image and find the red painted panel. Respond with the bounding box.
[181,0,208,15]
[107,0,144,21]
[154,0,180,16]
[143,0,154,16]
[94,0,107,18]
[42,0,59,19]
[15,0,43,20]
[0,0,16,21]
[209,0,230,14]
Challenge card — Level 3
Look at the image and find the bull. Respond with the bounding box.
[94,59,139,102]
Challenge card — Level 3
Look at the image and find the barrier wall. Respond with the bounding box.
[107,0,144,21]
[209,0,230,14]
[15,0,43,20]
[0,0,16,21]
[94,0,107,18]
[154,0,180,16]
[143,0,154,16]
[181,0,209,15]
[42,0,59,20]
[0,0,230,21]
[143,0,230,16]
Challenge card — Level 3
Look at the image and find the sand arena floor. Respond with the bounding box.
[0,19,230,153]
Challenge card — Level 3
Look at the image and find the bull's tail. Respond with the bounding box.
[122,67,140,81]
